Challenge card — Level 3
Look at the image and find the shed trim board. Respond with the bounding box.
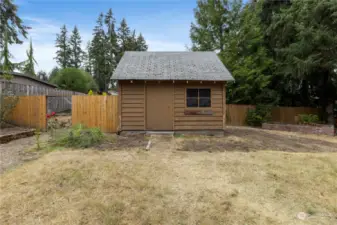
[119,80,226,131]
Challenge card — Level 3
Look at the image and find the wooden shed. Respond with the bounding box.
[113,51,234,131]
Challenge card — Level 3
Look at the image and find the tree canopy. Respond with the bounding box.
[190,0,337,122]
[50,68,98,93]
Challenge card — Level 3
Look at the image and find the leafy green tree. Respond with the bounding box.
[190,0,242,52]
[269,0,337,122]
[48,66,59,83]
[0,0,28,48]
[52,68,98,93]
[55,25,71,68]
[37,70,48,81]
[69,26,84,68]
[220,2,276,104]
[23,39,37,76]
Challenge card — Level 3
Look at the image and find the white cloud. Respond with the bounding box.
[9,16,187,73]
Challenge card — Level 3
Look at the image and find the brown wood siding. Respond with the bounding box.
[173,82,224,130]
[120,81,145,130]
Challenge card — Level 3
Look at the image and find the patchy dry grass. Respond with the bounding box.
[1,147,337,225]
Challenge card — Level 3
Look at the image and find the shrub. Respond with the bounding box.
[52,124,104,148]
[246,105,272,127]
[298,114,320,125]
[50,68,98,93]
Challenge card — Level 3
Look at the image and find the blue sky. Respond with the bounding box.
[11,0,198,72]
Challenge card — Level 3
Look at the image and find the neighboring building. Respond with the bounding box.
[0,71,56,89]
[113,51,234,131]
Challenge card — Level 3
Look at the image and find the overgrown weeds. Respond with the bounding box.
[51,124,104,148]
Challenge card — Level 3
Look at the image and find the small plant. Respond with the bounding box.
[35,128,41,150]
[88,89,94,95]
[47,112,58,136]
[298,114,320,125]
[52,124,104,148]
[246,105,272,127]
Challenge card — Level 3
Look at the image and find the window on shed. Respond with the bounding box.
[186,88,211,107]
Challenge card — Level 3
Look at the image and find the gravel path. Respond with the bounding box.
[0,134,48,174]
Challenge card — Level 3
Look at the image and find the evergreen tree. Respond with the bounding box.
[37,70,48,81]
[83,41,92,74]
[220,2,277,104]
[0,0,28,48]
[90,13,109,91]
[55,25,71,68]
[117,18,131,61]
[136,33,148,51]
[190,0,242,52]
[0,29,15,72]
[104,9,118,88]
[23,39,37,76]
[69,26,84,68]
[268,0,337,122]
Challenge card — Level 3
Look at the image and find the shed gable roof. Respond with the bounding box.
[113,51,234,81]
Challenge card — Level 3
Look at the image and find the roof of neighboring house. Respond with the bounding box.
[113,51,234,81]
[0,71,57,88]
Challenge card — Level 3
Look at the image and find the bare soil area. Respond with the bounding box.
[176,127,337,152]
[0,134,48,173]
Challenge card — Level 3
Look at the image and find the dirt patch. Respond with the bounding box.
[176,127,337,152]
[0,126,35,144]
[0,134,48,174]
[96,133,149,150]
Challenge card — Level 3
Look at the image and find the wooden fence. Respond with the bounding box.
[226,104,321,126]
[0,80,85,96]
[6,96,47,130]
[226,104,255,126]
[72,96,118,132]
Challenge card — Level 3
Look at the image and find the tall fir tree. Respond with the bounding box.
[69,26,84,68]
[104,9,118,88]
[90,13,110,91]
[23,39,37,76]
[0,29,15,73]
[136,33,148,51]
[268,0,337,122]
[117,18,131,61]
[83,41,92,74]
[0,0,28,48]
[55,25,71,68]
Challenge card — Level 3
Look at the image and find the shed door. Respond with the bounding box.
[146,83,173,130]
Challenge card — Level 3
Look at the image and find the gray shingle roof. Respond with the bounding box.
[113,51,234,81]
